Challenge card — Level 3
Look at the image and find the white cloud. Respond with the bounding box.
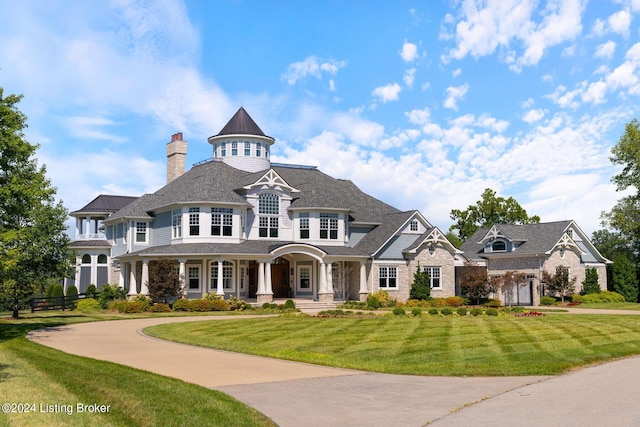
[595,40,617,59]
[281,56,347,85]
[372,83,402,103]
[404,68,416,88]
[522,108,546,123]
[443,83,469,110]
[608,9,632,37]
[406,107,431,126]
[400,41,419,62]
[452,68,462,77]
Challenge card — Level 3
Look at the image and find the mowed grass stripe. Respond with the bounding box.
[146,314,640,376]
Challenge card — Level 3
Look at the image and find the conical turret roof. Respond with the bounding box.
[216,107,267,137]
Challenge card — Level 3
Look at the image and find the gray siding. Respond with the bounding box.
[376,234,418,260]
[153,211,172,246]
[349,226,372,247]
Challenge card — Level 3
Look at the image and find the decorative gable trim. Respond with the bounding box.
[479,225,510,244]
[244,169,300,193]
[404,227,462,255]
[548,232,584,255]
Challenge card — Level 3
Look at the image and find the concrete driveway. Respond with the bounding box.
[28,314,640,426]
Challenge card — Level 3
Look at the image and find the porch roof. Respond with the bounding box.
[121,241,369,258]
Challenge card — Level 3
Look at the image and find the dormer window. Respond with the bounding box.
[492,240,506,252]
[410,220,418,232]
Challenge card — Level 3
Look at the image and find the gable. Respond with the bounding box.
[244,169,299,193]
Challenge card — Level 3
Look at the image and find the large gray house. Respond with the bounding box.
[68,108,463,303]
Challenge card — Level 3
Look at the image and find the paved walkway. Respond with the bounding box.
[28,312,640,426]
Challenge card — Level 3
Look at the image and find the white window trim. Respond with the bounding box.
[378,266,398,289]
[297,265,313,292]
[135,222,148,244]
[422,266,442,289]
[210,261,235,292]
[187,266,201,291]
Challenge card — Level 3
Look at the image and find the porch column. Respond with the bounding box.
[256,261,273,304]
[359,261,368,302]
[326,263,334,295]
[118,263,126,288]
[216,259,224,296]
[178,259,186,297]
[128,261,138,296]
[140,259,149,296]
[318,261,333,303]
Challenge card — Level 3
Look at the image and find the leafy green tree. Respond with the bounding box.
[542,266,577,303]
[0,88,72,318]
[449,188,541,242]
[147,259,181,303]
[581,267,600,295]
[591,229,634,261]
[459,261,493,304]
[409,264,431,300]
[610,254,638,302]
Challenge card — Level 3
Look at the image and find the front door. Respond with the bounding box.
[271,260,290,298]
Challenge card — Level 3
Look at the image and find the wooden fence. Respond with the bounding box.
[31,293,100,312]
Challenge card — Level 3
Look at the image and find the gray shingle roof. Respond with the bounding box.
[70,240,112,248]
[354,211,416,256]
[460,220,573,257]
[71,195,137,215]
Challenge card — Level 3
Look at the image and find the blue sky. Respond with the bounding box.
[1,0,640,237]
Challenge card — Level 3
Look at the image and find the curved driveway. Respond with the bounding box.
[29,312,640,427]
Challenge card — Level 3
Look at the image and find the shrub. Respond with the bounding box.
[456,307,467,316]
[409,265,431,300]
[392,307,406,316]
[209,299,230,311]
[485,299,501,308]
[366,296,380,309]
[445,296,464,307]
[485,308,499,316]
[371,291,396,307]
[203,292,223,301]
[48,283,64,297]
[97,284,127,308]
[123,297,151,313]
[66,285,78,298]
[75,298,102,313]
[149,303,172,312]
[284,299,296,309]
[428,308,439,315]
[227,296,248,311]
[440,307,453,316]
[470,308,483,316]
[107,299,129,313]
[574,291,626,304]
[429,298,447,307]
[411,308,422,317]
[172,298,192,311]
[66,285,78,309]
[261,302,279,310]
[85,284,98,298]
[540,296,556,306]
[190,299,215,312]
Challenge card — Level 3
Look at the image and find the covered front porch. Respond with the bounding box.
[118,243,370,303]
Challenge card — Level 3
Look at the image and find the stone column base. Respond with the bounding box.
[358,292,368,302]
[318,293,334,303]
[257,294,273,305]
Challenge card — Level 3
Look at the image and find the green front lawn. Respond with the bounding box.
[145,314,640,376]
[0,312,275,427]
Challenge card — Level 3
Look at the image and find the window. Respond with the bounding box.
[189,208,200,236]
[136,222,147,243]
[212,143,217,158]
[258,193,279,238]
[299,266,311,289]
[188,267,200,290]
[379,266,397,289]
[81,254,91,264]
[172,209,182,238]
[97,254,108,264]
[256,142,261,157]
[299,213,309,239]
[244,141,251,156]
[423,266,442,289]
[492,240,506,252]
[212,208,233,236]
[320,213,339,239]
[211,261,234,290]
[410,220,418,231]
[221,142,226,157]
[231,141,238,156]
[567,229,573,238]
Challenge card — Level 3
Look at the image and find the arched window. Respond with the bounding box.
[97,254,108,264]
[492,240,506,252]
[258,193,279,238]
[81,254,91,264]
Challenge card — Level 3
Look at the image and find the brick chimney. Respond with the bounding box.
[166,133,187,183]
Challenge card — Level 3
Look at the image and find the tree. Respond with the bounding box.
[332,261,356,301]
[496,271,526,307]
[610,254,638,302]
[0,88,72,318]
[581,267,600,295]
[542,266,577,303]
[449,188,540,242]
[147,259,181,303]
[409,264,431,300]
[459,261,494,304]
